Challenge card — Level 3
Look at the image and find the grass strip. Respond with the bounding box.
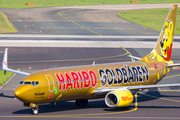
[0,12,17,33]
[0,71,14,86]
[0,0,179,9]
[118,8,180,34]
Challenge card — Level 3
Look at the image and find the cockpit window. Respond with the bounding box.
[32,81,35,86]
[24,81,32,85]
[32,81,39,86]
[19,81,24,84]
[35,81,39,86]
[19,81,39,86]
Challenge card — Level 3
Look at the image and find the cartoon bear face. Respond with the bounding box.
[159,20,173,61]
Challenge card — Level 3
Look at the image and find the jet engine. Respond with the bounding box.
[105,90,133,107]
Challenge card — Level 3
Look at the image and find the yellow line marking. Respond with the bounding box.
[163,74,180,79]
[0,93,138,118]
[39,27,133,30]
[134,93,138,108]
[158,90,180,92]
[9,52,128,64]
[55,116,180,119]
[138,92,180,102]
[120,46,133,61]
[58,9,103,36]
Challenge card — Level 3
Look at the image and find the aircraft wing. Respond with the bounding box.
[2,48,30,76]
[94,83,180,95]
[128,55,141,60]
[167,63,180,67]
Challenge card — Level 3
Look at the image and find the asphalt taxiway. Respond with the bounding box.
[0,90,180,120]
[3,4,179,35]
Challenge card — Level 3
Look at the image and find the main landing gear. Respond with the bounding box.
[31,108,39,115]
[75,99,88,107]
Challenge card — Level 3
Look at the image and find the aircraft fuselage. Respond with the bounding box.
[15,61,170,104]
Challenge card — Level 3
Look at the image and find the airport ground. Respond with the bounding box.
[0,3,180,120]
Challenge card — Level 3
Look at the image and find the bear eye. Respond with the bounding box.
[166,35,168,41]
[160,40,164,48]
[163,35,165,41]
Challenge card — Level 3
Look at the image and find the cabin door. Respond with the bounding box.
[45,74,54,92]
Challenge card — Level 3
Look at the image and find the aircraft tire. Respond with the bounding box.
[31,108,38,115]
[75,100,81,106]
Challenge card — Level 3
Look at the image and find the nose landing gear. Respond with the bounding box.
[31,108,39,115]
[24,103,39,115]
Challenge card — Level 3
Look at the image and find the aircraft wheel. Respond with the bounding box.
[75,100,81,106]
[81,99,88,107]
[31,108,38,115]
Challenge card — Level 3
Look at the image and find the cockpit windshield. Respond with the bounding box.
[19,81,39,86]
[24,81,31,85]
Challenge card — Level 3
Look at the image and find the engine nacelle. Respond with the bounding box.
[105,90,133,107]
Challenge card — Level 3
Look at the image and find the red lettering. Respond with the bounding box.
[81,71,90,88]
[56,70,97,90]
[77,72,83,88]
[89,70,97,87]
[55,73,65,91]
[128,97,133,101]
[70,72,80,89]
[65,72,72,90]
[122,96,127,101]
[121,96,133,101]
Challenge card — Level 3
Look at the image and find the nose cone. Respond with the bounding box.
[14,87,25,101]
[14,86,31,103]
[14,89,22,99]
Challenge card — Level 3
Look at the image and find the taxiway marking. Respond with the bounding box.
[58,9,103,36]
[9,52,129,64]
[163,74,180,79]
[139,91,180,103]
[121,46,133,61]
[39,27,130,30]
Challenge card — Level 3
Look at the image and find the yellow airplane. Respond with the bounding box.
[2,5,180,115]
